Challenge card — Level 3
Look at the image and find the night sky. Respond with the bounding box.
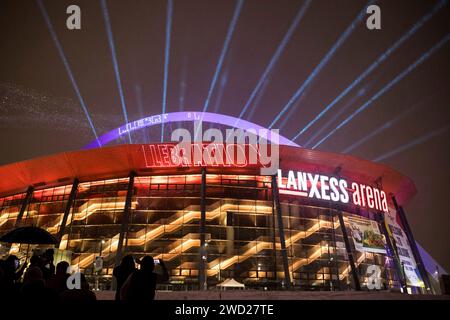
[0,1,449,271]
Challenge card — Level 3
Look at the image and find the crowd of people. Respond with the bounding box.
[114,255,169,301]
[0,249,169,303]
[0,249,96,302]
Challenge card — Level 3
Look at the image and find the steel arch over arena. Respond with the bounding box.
[83,111,300,149]
[0,140,439,293]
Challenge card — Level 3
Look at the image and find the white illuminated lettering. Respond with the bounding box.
[352,182,361,206]
[287,170,297,190]
[373,188,381,210]
[329,177,340,202]
[366,186,375,208]
[308,174,321,199]
[274,169,387,211]
[277,169,286,188]
[320,175,330,201]
[360,184,367,207]
[339,179,349,203]
[381,191,388,212]
[297,172,307,191]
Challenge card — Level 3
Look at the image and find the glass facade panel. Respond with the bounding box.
[0,173,402,291]
[0,193,27,257]
[22,185,73,234]
[62,178,129,278]
[0,193,26,234]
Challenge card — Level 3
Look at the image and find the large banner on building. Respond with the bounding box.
[384,211,425,288]
[348,217,387,254]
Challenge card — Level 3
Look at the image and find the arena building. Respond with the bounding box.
[0,112,442,294]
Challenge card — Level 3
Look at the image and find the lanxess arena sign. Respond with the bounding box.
[277,169,388,212]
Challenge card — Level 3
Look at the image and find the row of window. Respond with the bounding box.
[0,174,401,290]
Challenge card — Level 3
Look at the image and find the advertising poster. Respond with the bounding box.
[348,217,387,254]
[384,211,425,288]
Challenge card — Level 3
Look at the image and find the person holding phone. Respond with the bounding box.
[120,256,169,302]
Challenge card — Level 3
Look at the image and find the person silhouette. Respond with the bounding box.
[46,261,70,294]
[59,273,96,302]
[113,255,136,301]
[0,255,27,300]
[41,249,55,281]
[121,256,169,302]
[21,265,58,302]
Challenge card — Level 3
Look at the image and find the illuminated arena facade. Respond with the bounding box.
[0,142,435,293]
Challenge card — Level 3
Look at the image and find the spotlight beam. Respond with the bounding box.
[179,55,188,112]
[212,70,229,114]
[161,0,174,142]
[237,0,311,121]
[208,67,230,130]
[312,34,450,149]
[36,0,101,147]
[247,77,270,121]
[134,85,148,144]
[341,95,434,153]
[268,0,374,129]
[293,0,447,141]
[373,124,450,162]
[226,0,311,139]
[100,0,132,144]
[195,0,243,140]
[305,86,368,147]
[207,56,231,130]
[201,0,244,114]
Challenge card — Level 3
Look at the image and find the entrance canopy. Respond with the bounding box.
[217,278,245,288]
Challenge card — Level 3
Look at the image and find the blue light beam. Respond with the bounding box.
[293,0,447,141]
[179,55,188,112]
[202,0,244,113]
[134,85,149,144]
[341,95,434,153]
[305,85,369,147]
[195,0,243,141]
[268,0,375,129]
[100,0,132,144]
[237,0,311,121]
[208,67,230,131]
[373,124,450,162]
[247,77,270,121]
[161,0,174,142]
[212,70,228,114]
[36,0,101,147]
[312,34,450,149]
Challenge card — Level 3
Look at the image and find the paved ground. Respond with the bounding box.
[95,290,450,300]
